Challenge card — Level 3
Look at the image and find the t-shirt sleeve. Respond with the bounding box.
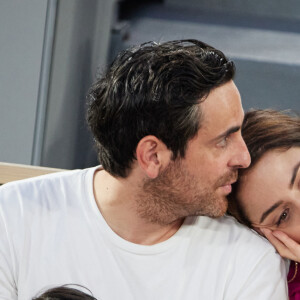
[229,248,288,300]
[0,191,18,299]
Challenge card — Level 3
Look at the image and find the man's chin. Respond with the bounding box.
[193,200,228,219]
[210,198,228,218]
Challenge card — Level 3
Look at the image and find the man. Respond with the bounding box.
[0,40,287,299]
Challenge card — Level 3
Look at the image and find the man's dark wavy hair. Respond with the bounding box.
[87,39,235,177]
[33,285,97,300]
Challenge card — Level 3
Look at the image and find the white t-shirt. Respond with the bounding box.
[0,167,288,300]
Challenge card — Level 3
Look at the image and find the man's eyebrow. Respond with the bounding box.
[212,126,241,142]
[260,200,284,223]
[290,161,300,189]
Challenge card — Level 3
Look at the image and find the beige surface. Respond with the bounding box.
[0,162,65,184]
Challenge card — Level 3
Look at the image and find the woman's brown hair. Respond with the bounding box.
[228,109,300,227]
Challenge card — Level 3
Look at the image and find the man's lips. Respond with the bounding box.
[215,171,238,193]
[220,184,232,194]
[220,180,237,194]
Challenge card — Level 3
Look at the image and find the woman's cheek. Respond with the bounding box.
[281,224,300,244]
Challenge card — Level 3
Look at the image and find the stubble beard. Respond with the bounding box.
[136,159,237,226]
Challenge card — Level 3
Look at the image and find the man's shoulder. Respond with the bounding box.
[189,215,287,277]
[1,167,83,194]
[184,215,287,298]
[0,166,97,213]
[191,214,275,253]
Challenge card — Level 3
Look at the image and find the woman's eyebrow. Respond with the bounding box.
[260,200,284,223]
[290,161,300,188]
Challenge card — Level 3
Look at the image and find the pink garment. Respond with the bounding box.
[288,261,300,300]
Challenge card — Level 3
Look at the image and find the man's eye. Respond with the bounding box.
[217,137,228,148]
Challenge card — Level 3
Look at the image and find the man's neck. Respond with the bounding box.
[93,169,183,245]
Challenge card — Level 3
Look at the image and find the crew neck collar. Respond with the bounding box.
[84,166,197,254]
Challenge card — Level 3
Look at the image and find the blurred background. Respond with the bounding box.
[1,0,299,169]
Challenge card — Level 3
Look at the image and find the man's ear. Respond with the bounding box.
[136,136,171,179]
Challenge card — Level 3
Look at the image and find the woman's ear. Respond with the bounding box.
[136,136,171,179]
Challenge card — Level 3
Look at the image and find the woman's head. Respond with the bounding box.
[33,285,97,300]
[229,109,300,241]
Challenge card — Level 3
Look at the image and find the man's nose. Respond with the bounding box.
[229,139,251,169]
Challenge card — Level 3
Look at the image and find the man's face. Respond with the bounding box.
[139,80,250,224]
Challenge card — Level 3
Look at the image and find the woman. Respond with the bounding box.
[228,109,300,299]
